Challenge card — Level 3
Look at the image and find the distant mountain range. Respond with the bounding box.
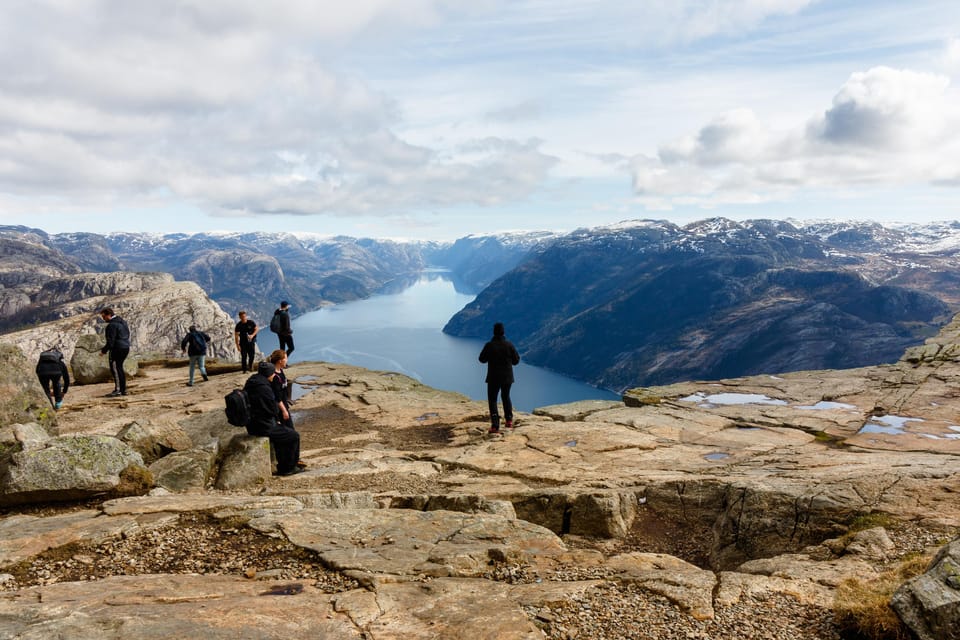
[4,218,960,393]
[444,218,960,391]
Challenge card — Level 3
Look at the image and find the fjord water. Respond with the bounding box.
[291,270,619,412]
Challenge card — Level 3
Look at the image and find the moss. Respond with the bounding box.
[848,512,897,533]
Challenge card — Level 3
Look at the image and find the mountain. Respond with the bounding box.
[443,218,958,391]
[423,231,558,291]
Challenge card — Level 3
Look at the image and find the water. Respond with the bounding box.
[289,270,620,412]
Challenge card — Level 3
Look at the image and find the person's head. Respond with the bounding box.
[268,349,287,368]
[257,361,276,379]
[189,325,197,333]
[99,307,114,320]
[238,310,247,321]
[280,300,290,310]
[493,322,505,337]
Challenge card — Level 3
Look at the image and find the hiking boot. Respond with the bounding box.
[186,382,194,387]
[54,401,63,410]
[201,373,209,382]
[505,420,514,429]
[275,467,306,477]
[488,426,500,434]
[107,390,122,397]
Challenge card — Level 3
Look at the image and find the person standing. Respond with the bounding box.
[180,325,211,386]
[99,307,131,397]
[478,322,520,434]
[243,361,303,476]
[234,310,259,373]
[271,301,294,356]
[36,348,70,410]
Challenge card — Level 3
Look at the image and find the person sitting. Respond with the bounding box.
[243,361,303,476]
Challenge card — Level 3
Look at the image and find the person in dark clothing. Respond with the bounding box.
[478,322,520,434]
[180,325,211,386]
[234,310,259,373]
[243,361,303,476]
[99,307,131,397]
[268,349,294,425]
[36,348,70,410]
[272,301,294,356]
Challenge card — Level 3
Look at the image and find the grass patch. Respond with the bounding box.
[833,553,931,640]
[848,512,898,533]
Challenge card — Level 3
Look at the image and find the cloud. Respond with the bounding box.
[631,65,960,207]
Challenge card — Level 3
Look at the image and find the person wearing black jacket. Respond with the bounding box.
[180,325,211,387]
[36,349,70,410]
[243,361,303,476]
[99,307,131,397]
[478,322,521,434]
[271,301,294,356]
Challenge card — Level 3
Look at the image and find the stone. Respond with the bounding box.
[70,333,138,385]
[116,419,194,464]
[0,344,57,432]
[606,552,717,620]
[214,434,272,490]
[0,434,148,506]
[149,447,217,493]
[892,537,960,640]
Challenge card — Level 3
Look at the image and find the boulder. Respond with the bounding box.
[71,333,138,385]
[116,419,194,464]
[149,446,218,493]
[214,435,272,490]
[0,434,149,506]
[0,344,57,432]
[892,538,960,640]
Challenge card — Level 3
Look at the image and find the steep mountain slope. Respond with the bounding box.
[444,218,956,391]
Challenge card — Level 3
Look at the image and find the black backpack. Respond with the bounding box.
[191,331,207,352]
[224,389,251,427]
[269,312,282,333]
[38,350,62,364]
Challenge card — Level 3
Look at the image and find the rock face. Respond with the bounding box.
[444,218,958,391]
[70,333,139,384]
[892,538,960,640]
[0,275,237,369]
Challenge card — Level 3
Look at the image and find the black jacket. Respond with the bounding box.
[102,316,131,352]
[180,330,211,356]
[273,308,292,335]
[35,351,70,393]
[243,372,279,436]
[479,336,520,384]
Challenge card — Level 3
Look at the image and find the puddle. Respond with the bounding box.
[680,392,788,406]
[290,383,312,402]
[704,452,730,461]
[415,412,440,422]
[857,415,924,436]
[565,440,578,447]
[796,401,858,411]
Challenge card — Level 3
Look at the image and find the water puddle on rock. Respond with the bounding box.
[796,401,858,411]
[680,392,788,407]
[703,452,730,461]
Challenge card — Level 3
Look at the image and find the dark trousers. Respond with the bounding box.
[239,342,256,372]
[487,382,513,428]
[109,347,129,393]
[266,420,300,474]
[278,333,294,356]
[38,374,64,403]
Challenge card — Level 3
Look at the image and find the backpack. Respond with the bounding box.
[269,312,282,334]
[191,331,207,352]
[38,350,62,364]
[224,388,251,427]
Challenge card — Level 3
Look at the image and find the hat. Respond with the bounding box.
[280,300,290,308]
[257,361,276,377]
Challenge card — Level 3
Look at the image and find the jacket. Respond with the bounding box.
[243,372,279,436]
[102,316,131,352]
[35,351,70,393]
[180,330,211,356]
[479,336,520,385]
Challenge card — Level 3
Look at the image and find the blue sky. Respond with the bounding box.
[0,0,957,239]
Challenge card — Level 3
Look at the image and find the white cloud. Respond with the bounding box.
[631,66,960,207]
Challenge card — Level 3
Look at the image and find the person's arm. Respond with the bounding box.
[510,344,520,365]
[180,335,189,353]
[101,323,114,354]
[60,360,70,394]
[249,322,259,339]
[479,343,489,363]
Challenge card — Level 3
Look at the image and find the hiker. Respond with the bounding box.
[243,361,303,476]
[270,301,294,357]
[478,322,521,434]
[180,325,211,386]
[35,348,70,410]
[99,307,131,397]
[234,310,259,373]
[268,349,293,426]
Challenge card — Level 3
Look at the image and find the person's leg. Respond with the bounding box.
[108,353,121,393]
[487,383,501,431]
[199,354,208,381]
[188,355,197,385]
[38,375,54,405]
[501,383,514,427]
[113,347,129,393]
[280,334,294,357]
[242,344,255,372]
[50,376,63,403]
[268,422,301,474]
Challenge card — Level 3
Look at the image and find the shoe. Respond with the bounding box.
[274,467,306,477]
[186,382,193,387]
[107,390,122,397]
[54,401,62,410]
[202,373,209,382]
[505,420,514,429]
[488,426,500,434]
[296,460,307,468]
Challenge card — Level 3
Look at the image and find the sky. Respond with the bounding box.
[0,0,958,240]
